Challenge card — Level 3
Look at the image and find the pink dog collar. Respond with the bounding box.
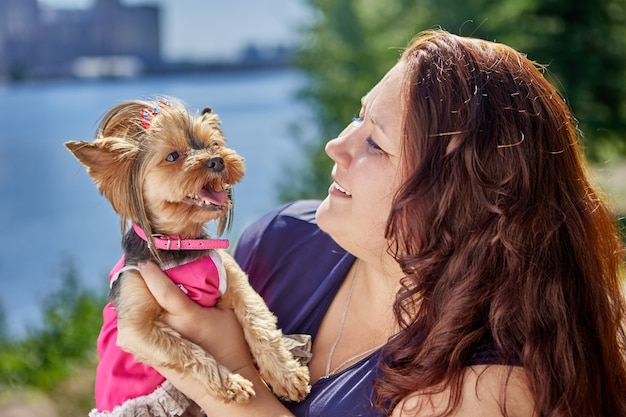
[132,223,229,250]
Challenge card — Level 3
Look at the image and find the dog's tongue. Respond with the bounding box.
[199,186,227,206]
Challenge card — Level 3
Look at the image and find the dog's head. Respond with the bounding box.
[65,97,245,240]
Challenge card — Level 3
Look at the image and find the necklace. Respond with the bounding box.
[323,260,385,378]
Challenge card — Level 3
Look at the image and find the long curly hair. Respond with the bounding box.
[374,30,626,417]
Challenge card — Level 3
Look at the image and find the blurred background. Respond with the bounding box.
[0,0,624,415]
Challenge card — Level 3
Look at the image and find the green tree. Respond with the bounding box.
[282,0,626,200]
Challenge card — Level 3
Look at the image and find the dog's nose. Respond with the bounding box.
[207,156,225,172]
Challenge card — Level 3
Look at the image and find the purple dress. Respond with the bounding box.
[234,200,514,417]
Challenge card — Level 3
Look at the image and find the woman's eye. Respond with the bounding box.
[365,137,382,151]
[352,117,383,152]
[166,151,181,162]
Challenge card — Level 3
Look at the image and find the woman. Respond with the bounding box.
[137,29,626,416]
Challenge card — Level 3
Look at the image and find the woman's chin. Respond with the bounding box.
[316,196,347,237]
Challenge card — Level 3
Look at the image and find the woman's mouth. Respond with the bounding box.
[330,181,352,197]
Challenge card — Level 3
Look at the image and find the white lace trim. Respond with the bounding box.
[88,380,190,417]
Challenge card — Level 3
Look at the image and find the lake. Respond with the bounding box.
[0,68,316,337]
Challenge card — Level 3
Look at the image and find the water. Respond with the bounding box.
[0,69,315,337]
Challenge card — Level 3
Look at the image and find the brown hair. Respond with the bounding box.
[376,30,626,416]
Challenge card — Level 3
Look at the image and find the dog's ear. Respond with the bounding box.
[65,139,140,218]
[65,138,139,169]
[200,106,224,132]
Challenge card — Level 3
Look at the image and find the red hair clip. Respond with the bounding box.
[140,98,171,129]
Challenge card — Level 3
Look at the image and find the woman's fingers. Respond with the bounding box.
[137,260,205,342]
[138,260,197,314]
[136,260,255,372]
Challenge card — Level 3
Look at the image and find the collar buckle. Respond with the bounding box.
[164,235,182,250]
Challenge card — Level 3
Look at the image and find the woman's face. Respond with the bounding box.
[316,62,406,261]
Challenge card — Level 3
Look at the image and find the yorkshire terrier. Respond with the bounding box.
[66,98,310,417]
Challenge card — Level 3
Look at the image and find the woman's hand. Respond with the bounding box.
[137,261,295,416]
[137,260,253,372]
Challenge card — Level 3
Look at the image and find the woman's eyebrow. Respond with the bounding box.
[360,96,377,126]
[361,98,387,138]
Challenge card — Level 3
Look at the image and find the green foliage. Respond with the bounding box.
[283,0,626,200]
[0,301,7,344]
[0,261,106,390]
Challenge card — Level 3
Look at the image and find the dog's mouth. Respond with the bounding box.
[184,182,228,209]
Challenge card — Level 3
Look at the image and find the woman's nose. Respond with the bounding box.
[325,135,347,165]
[325,124,353,163]
[325,136,338,158]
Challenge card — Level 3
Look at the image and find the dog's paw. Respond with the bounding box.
[268,364,311,402]
[214,372,256,403]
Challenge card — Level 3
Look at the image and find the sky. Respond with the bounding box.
[38,0,313,62]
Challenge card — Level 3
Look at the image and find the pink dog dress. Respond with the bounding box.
[89,250,227,417]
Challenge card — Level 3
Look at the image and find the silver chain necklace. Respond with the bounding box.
[323,260,385,378]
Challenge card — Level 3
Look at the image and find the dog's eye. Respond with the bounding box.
[166,151,181,162]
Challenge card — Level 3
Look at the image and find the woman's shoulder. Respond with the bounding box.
[234,200,323,255]
[233,200,351,335]
[233,199,344,276]
[393,365,535,417]
[237,200,320,243]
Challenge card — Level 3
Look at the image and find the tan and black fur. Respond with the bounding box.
[65,98,310,416]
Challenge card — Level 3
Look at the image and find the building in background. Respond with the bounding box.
[0,0,294,81]
[0,0,160,80]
